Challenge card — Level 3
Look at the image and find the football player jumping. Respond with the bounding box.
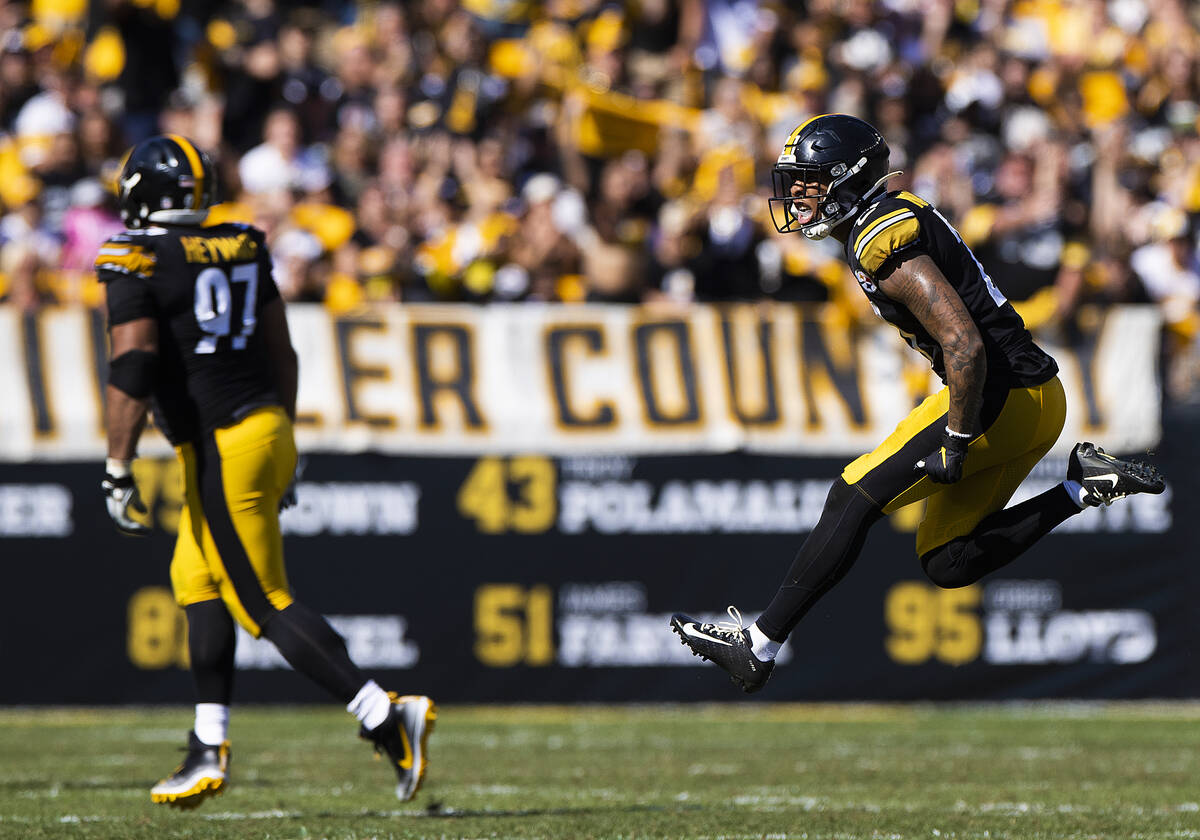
[98,136,435,807]
[671,114,1165,693]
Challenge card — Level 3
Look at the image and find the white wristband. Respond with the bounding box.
[105,457,133,478]
[945,427,972,440]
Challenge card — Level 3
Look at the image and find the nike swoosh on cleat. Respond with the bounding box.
[1091,473,1120,487]
[680,624,734,646]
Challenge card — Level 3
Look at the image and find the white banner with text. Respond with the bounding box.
[0,302,1161,460]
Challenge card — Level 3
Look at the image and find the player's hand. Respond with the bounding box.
[916,427,971,484]
[279,456,306,512]
[279,481,298,512]
[102,459,151,536]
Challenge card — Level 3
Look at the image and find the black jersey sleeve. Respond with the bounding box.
[103,274,156,325]
[96,235,159,326]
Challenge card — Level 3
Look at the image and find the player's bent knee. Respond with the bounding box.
[920,540,977,589]
[826,477,882,526]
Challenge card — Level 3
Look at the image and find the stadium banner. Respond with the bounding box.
[1,421,1194,704]
[0,302,1163,460]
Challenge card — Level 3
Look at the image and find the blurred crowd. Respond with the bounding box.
[0,0,1199,401]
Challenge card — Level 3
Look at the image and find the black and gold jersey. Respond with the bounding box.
[97,222,281,445]
[844,190,1058,388]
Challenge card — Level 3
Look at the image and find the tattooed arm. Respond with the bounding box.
[877,254,985,435]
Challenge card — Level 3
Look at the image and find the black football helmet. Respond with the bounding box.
[117,134,216,228]
[769,114,897,240]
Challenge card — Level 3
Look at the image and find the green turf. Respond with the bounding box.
[2,703,1199,839]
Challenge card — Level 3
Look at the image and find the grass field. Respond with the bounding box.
[2,703,1199,840]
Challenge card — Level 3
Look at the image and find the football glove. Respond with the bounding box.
[279,456,306,512]
[102,459,151,536]
[279,482,297,512]
[917,427,972,484]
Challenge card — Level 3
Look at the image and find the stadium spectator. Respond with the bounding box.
[960,148,1069,304]
[59,177,121,272]
[101,0,180,144]
[0,237,53,310]
[507,172,583,301]
[238,106,330,195]
[1131,206,1200,401]
[276,13,340,144]
[0,32,38,128]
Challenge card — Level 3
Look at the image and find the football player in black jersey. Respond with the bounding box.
[671,114,1165,693]
[99,135,435,806]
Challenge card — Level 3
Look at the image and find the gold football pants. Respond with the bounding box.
[841,376,1067,557]
[170,406,296,637]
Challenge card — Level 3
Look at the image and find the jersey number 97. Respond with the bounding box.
[194,263,260,354]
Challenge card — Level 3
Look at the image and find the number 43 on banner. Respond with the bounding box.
[457,456,557,534]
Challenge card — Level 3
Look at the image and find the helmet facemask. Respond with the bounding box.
[769,156,870,240]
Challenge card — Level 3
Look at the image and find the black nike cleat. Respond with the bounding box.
[150,731,229,808]
[362,693,437,801]
[1068,442,1165,507]
[670,607,774,694]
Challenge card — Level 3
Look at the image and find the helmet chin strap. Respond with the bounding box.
[798,170,904,240]
[864,170,904,200]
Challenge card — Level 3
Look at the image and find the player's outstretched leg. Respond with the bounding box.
[262,606,438,800]
[150,731,230,808]
[361,693,438,801]
[670,607,774,693]
[670,478,880,694]
[1067,442,1165,506]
